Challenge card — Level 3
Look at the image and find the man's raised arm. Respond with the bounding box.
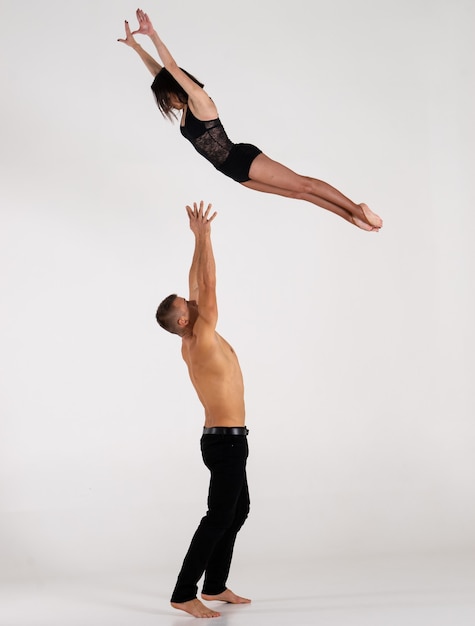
[186,202,217,326]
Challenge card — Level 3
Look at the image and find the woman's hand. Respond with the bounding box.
[117,20,138,47]
[131,8,155,37]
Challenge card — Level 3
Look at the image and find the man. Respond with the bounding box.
[156,201,251,619]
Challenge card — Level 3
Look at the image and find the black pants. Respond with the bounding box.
[170,432,250,603]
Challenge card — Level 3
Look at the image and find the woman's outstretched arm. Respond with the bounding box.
[130,8,216,117]
[118,19,162,76]
[132,10,177,72]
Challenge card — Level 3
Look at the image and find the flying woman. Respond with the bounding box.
[118,9,383,232]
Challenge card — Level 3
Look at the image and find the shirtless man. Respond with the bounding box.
[156,201,251,618]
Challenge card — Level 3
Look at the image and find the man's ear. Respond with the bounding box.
[177,317,188,327]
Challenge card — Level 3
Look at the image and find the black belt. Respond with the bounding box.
[203,427,249,436]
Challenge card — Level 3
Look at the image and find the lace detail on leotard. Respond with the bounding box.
[193,120,234,166]
[180,110,234,167]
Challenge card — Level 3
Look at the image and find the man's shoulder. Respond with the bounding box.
[192,327,220,347]
[183,329,222,359]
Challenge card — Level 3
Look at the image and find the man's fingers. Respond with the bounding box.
[205,203,217,222]
[186,202,216,222]
[186,204,198,219]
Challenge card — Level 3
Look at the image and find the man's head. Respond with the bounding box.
[156,294,198,336]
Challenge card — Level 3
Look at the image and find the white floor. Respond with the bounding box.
[1,553,474,626]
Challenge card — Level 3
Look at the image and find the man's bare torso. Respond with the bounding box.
[181,331,245,427]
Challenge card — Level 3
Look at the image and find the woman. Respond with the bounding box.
[118,9,383,232]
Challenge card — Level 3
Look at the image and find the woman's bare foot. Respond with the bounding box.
[357,203,383,231]
[351,214,378,231]
[171,598,220,618]
[201,588,251,604]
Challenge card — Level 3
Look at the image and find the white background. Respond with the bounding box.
[1,0,474,584]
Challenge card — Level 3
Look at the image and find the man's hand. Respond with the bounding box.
[186,201,217,237]
[130,8,156,37]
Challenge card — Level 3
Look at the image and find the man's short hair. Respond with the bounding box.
[156,294,180,334]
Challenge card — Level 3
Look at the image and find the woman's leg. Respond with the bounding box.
[242,179,376,231]
[243,153,382,231]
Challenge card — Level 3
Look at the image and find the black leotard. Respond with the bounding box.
[180,107,261,183]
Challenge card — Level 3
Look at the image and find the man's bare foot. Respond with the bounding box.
[171,598,220,618]
[202,588,251,604]
[358,203,383,231]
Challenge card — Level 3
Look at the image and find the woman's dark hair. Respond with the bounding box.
[151,67,204,122]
